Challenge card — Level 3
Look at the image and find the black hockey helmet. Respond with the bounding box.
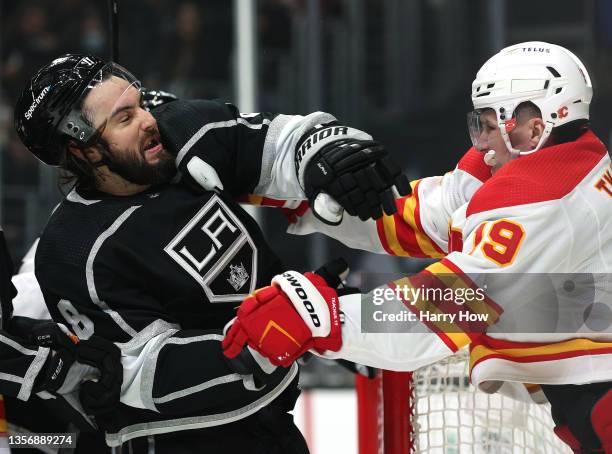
[14,54,140,166]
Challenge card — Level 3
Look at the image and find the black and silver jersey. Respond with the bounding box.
[34,98,339,447]
[35,184,298,446]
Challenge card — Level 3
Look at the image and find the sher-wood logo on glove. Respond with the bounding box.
[280,272,323,327]
[222,271,343,367]
[273,271,333,337]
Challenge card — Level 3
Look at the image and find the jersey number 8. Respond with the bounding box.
[58,299,95,339]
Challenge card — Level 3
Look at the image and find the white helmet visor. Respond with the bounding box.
[467,109,485,148]
[467,107,523,149]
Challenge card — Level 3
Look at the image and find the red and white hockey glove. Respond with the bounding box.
[222,271,342,367]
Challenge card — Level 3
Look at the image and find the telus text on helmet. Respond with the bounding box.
[24,86,50,120]
[521,47,550,53]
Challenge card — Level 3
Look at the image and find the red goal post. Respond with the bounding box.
[356,371,414,454]
[355,350,571,454]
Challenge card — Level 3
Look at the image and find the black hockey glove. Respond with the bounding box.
[224,341,279,388]
[30,322,122,417]
[296,124,411,225]
[77,336,123,418]
[32,323,93,395]
[141,88,178,111]
[313,257,350,290]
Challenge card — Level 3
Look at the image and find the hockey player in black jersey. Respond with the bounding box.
[0,226,122,452]
[13,54,409,452]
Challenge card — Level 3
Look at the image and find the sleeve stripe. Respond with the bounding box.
[410,181,446,256]
[376,180,446,258]
[176,118,271,166]
[387,278,469,352]
[260,196,286,207]
[259,114,293,190]
[386,258,507,351]
[376,216,393,255]
[407,271,494,333]
[393,211,428,257]
[238,194,303,209]
[470,338,612,371]
[243,195,263,205]
[18,346,50,402]
[0,396,6,434]
[237,195,309,224]
[426,261,503,322]
[438,258,504,314]
[0,335,38,356]
[379,215,411,256]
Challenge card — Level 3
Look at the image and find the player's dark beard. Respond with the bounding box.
[106,146,177,186]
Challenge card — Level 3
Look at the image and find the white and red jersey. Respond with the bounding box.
[275,130,612,402]
[168,106,611,402]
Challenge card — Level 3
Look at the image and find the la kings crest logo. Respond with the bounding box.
[227,263,249,291]
[164,195,257,302]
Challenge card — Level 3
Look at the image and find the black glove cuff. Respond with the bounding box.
[33,350,73,394]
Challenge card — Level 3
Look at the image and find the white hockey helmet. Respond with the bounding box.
[468,41,592,157]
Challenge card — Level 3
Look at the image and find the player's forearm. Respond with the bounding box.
[372,147,489,258]
[287,208,390,254]
[285,180,445,258]
[154,99,333,199]
[120,328,298,416]
[0,330,50,401]
[317,293,455,371]
[285,172,476,259]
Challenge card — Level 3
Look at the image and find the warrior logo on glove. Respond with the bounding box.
[296,123,411,225]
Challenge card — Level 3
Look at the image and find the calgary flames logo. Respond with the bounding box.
[557,106,569,119]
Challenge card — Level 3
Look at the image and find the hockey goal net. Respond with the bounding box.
[356,349,571,453]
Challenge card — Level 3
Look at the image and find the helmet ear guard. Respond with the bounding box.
[57,114,99,147]
[496,106,555,158]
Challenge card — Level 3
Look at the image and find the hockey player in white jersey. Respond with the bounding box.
[222,42,612,452]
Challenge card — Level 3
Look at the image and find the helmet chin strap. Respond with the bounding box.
[484,120,555,167]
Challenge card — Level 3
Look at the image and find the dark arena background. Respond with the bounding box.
[1,1,610,452]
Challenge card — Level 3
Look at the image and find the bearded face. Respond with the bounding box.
[82,76,177,186]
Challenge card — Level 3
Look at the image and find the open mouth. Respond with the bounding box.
[143,136,163,157]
